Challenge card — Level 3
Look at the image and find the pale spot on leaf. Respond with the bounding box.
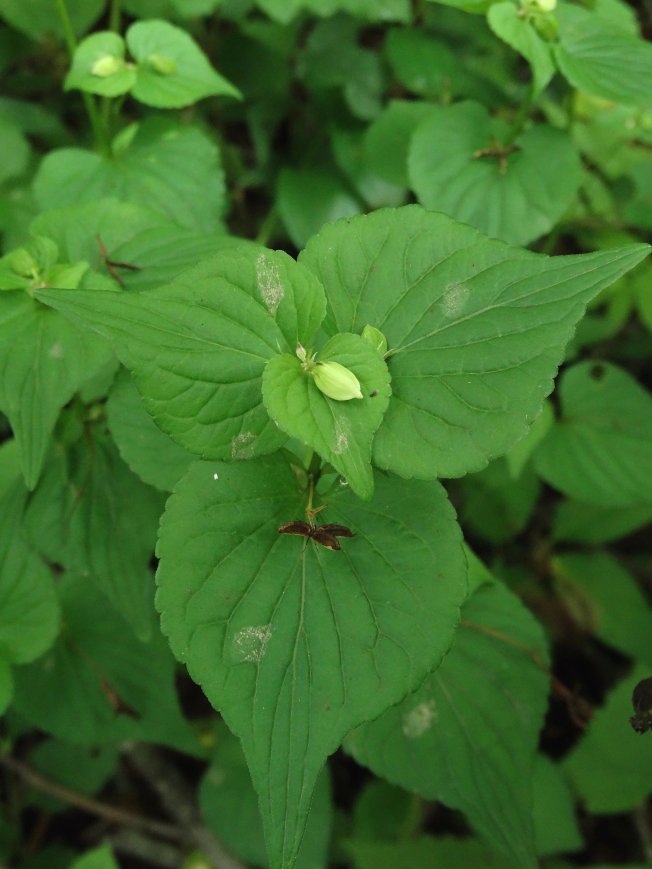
[440,282,470,319]
[256,253,284,314]
[233,624,272,663]
[401,699,437,738]
[231,431,255,460]
[48,342,64,359]
[332,419,350,455]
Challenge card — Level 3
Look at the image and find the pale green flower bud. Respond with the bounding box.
[361,324,388,356]
[147,53,177,75]
[534,0,556,12]
[312,361,363,401]
[91,54,124,77]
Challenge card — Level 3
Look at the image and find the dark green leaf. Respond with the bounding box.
[156,455,467,869]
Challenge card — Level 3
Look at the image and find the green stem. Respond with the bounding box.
[108,0,122,32]
[256,206,280,247]
[55,0,109,154]
[504,83,536,148]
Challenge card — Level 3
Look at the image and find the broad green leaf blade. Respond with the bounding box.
[36,248,326,462]
[555,4,652,108]
[0,480,59,665]
[552,552,652,668]
[0,293,112,489]
[156,455,467,869]
[262,333,391,499]
[127,19,242,108]
[299,206,650,480]
[552,499,652,544]
[106,369,193,492]
[28,739,117,810]
[0,0,103,40]
[24,432,163,640]
[345,580,549,869]
[69,845,120,869]
[534,361,652,508]
[408,102,581,245]
[200,721,332,869]
[363,100,439,187]
[532,755,582,858]
[345,835,508,869]
[12,572,200,755]
[563,665,652,813]
[65,32,136,98]
[33,118,226,234]
[487,3,555,96]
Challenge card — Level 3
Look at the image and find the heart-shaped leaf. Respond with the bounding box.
[408,101,582,246]
[156,454,467,869]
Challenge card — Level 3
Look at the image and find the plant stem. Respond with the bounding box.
[504,83,536,148]
[109,0,122,32]
[55,0,109,154]
[0,751,181,841]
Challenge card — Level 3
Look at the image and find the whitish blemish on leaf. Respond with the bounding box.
[256,253,284,314]
[49,342,64,359]
[231,432,255,460]
[440,282,470,319]
[401,699,438,738]
[233,625,272,663]
[212,473,219,480]
[332,419,350,455]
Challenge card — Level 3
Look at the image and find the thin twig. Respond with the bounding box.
[0,752,181,842]
[122,743,248,869]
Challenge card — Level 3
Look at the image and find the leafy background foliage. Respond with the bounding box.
[0,0,651,868]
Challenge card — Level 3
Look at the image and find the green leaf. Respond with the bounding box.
[299,206,649,481]
[487,2,555,96]
[345,580,549,869]
[563,665,652,813]
[458,457,540,543]
[33,118,226,234]
[532,755,582,857]
[200,721,332,868]
[36,247,326,461]
[262,333,391,499]
[68,845,120,869]
[106,368,193,492]
[24,431,163,641]
[127,19,241,108]
[552,552,652,668]
[363,100,438,187]
[0,480,59,665]
[0,0,103,40]
[408,101,582,246]
[505,400,554,478]
[28,740,117,811]
[345,836,508,869]
[533,361,652,508]
[12,572,200,754]
[552,499,652,545]
[0,292,112,489]
[0,116,30,184]
[156,455,467,869]
[555,4,652,108]
[351,780,420,842]
[277,168,362,250]
[65,32,136,98]
[384,27,467,99]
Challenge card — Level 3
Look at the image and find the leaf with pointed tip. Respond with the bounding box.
[345,580,549,869]
[0,293,113,489]
[36,248,326,463]
[156,454,467,869]
[299,206,650,480]
[262,333,391,499]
